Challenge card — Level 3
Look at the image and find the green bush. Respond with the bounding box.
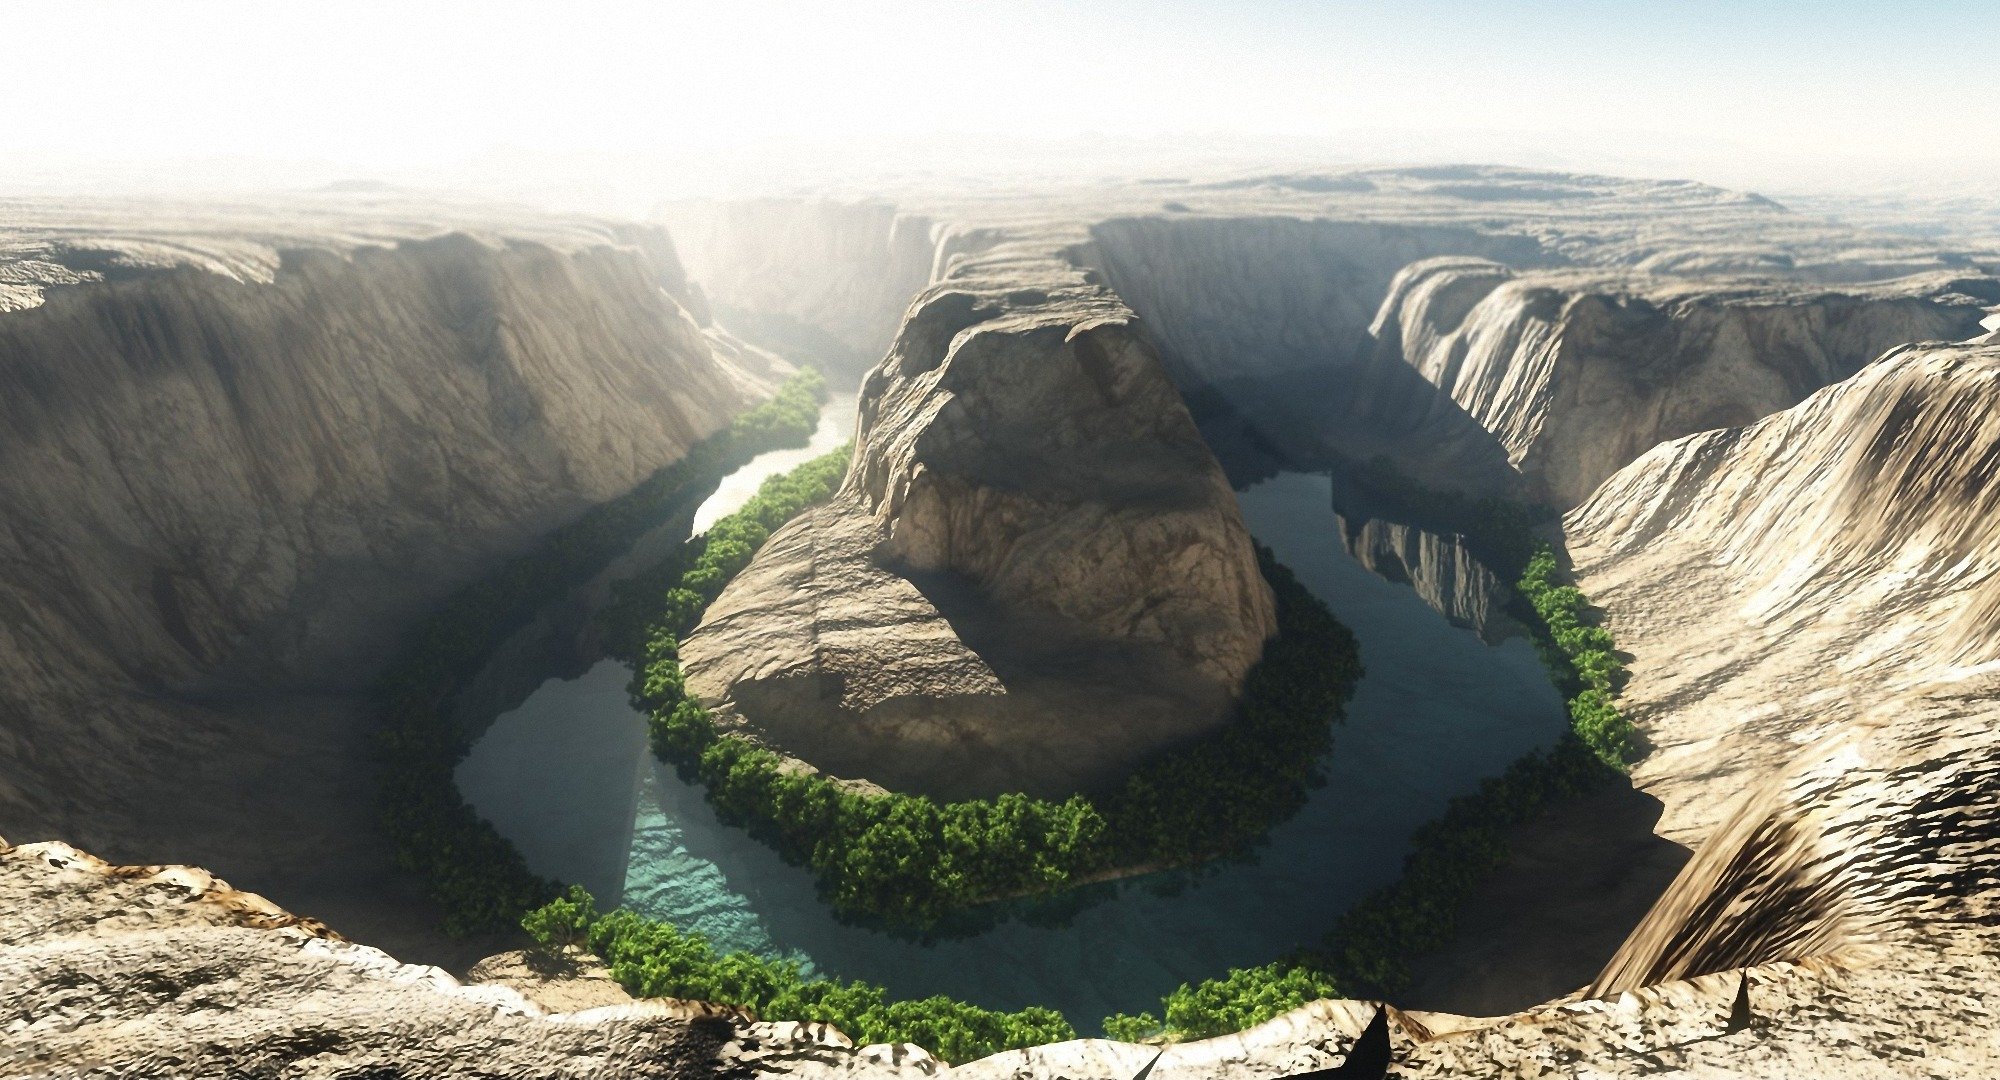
[531,894,1075,1064]
[523,883,599,950]
[373,369,828,936]
[1518,545,1638,769]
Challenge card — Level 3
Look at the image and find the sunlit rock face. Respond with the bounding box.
[0,202,778,954]
[681,259,1276,801]
[0,837,929,1080]
[1370,257,1995,507]
[1551,344,2000,1069]
[1569,343,2000,843]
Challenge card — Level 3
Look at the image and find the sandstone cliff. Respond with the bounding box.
[0,201,779,959]
[1368,258,1995,506]
[681,264,1276,800]
[1568,343,2000,843]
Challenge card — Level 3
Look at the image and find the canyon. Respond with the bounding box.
[5,167,1999,1077]
[0,196,786,961]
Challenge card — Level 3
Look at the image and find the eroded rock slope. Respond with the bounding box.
[1368,258,1996,505]
[681,260,1275,800]
[0,198,780,958]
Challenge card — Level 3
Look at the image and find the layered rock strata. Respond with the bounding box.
[681,266,1276,800]
[1368,258,1995,506]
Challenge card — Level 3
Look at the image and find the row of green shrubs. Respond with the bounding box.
[1518,545,1639,769]
[524,885,1074,1064]
[373,369,828,936]
[1096,514,1640,1041]
[621,499,1362,924]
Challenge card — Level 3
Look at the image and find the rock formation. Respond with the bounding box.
[0,198,782,961]
[681,266,1276,800]
[13,169,2000,1077]
[1368,258,1996,506]
[0,836,933,1079]
[1568,343,2000,842]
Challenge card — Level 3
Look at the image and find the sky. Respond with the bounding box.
[8,1,1998,202]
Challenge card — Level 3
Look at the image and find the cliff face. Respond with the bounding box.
[657,199,944,379]
[1370,257,1996,506]
[0,209,776,956]
[680,262,1276,801]
[1082,216,1549,392]
[1568,343,2000,843]
[1546,345,2000,1060]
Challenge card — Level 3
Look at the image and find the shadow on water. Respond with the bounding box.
[1403,778,1691,1016]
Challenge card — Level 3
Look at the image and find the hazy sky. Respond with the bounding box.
[9,1,1998,199]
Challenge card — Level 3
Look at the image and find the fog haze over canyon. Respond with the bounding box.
[4,4,1999,1078]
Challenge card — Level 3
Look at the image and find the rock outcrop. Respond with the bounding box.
[1368,258,1996,506]
[1542,343,2000,1072]
[0,199,781,961]
[0,837,931,1079]
[1568,343,2000,843]
[681,268,1276,800]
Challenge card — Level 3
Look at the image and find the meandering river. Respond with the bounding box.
[457,395,1565,1027]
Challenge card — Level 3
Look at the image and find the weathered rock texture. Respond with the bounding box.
[1368,258,1996,506]
[0,198,780,963]
[670,167,1995,499]
[1552,343,2000,1073]
[0,837,933,1079]
[1569,343,2000,844]
[14,826,1995,1079]
[682,266,1276,800]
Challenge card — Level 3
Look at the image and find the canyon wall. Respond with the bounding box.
[1558,343,2000,1032]
[0,215,777,953]
[1082,216,1549,391]
[1568,343,2000,842]
[1076,217,1551,493]
[1371,258,1996,506]
[681,256,1275,801]
[657,199,944,379]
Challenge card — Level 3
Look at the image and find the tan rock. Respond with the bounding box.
[1370,258,1994,506]
[682,270,1276,800]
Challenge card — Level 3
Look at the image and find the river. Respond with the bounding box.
[457,395,1565,1028]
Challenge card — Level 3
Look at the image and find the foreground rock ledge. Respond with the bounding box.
[12,834,1989,1077]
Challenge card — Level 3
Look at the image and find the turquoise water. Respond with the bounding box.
[458,455,1565,1026]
